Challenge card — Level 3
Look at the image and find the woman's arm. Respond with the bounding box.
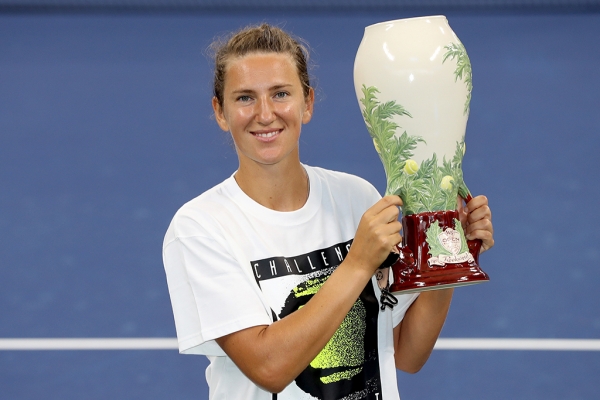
[393,195,494,373]
[216,195,403,393]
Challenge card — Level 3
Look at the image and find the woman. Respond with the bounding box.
[163,23,494,400]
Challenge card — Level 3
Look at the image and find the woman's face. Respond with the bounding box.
[212,52,314,168]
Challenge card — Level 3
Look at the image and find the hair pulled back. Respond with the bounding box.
[211,24,312,108]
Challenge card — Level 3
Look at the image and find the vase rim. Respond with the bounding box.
[364,15,448,31]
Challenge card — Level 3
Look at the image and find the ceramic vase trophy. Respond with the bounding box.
[353,16,489,294]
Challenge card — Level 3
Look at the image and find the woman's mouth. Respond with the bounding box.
[252,129,282,140]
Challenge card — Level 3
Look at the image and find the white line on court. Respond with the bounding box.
[0,338,599,351]
[0,338,178,350]
[435,338,600,351]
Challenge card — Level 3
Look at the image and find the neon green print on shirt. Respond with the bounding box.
[293,277,323,297]
[295,277,367,384]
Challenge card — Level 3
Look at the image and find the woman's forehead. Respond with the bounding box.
[223,53,300,87]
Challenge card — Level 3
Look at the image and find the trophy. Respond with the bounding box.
[353,16,489,294]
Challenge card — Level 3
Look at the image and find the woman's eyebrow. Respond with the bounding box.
[270,84,293,90]
[231,84,292,95]
[231,87,254,94]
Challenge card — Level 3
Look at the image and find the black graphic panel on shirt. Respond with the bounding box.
[252,241,352,281]
[251,240,383,400]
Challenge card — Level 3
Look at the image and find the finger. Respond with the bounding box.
[364,201,400,229]
[379,220,403,238]
[467,229,494,252]
[390,195,403,207]
[465,218,493,239]
[378,223,403,249]
[366,195,402,217]
[467,205,492,225]
[368,219,402,246]
[378,203,400,224]
[465,195,489,212]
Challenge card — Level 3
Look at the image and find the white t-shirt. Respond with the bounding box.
[163,165,418,400]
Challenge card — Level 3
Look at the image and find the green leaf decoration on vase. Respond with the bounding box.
[359,84,472,215]
[426,218,470,258]
[442,42,473,116]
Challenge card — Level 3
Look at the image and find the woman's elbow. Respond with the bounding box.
[257,379,288,395]
[395,358,426,374]
[248,364,294,393]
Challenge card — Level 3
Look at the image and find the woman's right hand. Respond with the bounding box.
[345,195,403,275]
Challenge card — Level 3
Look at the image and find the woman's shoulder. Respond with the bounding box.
[179,176,235,210]
[165,176,238,240]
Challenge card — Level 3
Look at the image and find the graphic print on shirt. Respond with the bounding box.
[252,240,383,400]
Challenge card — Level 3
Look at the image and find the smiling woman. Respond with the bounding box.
[212,52,314,211]
[161,23,494,400]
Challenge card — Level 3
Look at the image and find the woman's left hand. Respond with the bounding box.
[458,195,494,253]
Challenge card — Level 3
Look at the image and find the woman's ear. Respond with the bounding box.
[212,97,230,132]
[302,88,315,124]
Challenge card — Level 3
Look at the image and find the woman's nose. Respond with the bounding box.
[256,97,276,125]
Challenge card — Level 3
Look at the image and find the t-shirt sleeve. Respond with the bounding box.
[163,232,272,356]
[392,293,419,327]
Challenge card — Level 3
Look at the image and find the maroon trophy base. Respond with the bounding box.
[388,209,489,295]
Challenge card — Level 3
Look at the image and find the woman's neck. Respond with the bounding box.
[234,158,309,212]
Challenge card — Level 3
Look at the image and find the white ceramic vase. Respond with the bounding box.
[353,16,489,294]
[354,15,473,215]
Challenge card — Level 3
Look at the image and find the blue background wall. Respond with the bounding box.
[1,8,599,400]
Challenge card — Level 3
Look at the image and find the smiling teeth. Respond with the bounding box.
[256,131,278,138]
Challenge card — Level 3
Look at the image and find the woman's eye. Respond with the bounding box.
[237,95,252,102]
[274,91,289,99]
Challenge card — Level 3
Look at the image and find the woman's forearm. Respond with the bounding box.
[394,288,454,373]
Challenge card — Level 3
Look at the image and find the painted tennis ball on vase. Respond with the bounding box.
[441,175,454,190]
[403,159,419,175]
